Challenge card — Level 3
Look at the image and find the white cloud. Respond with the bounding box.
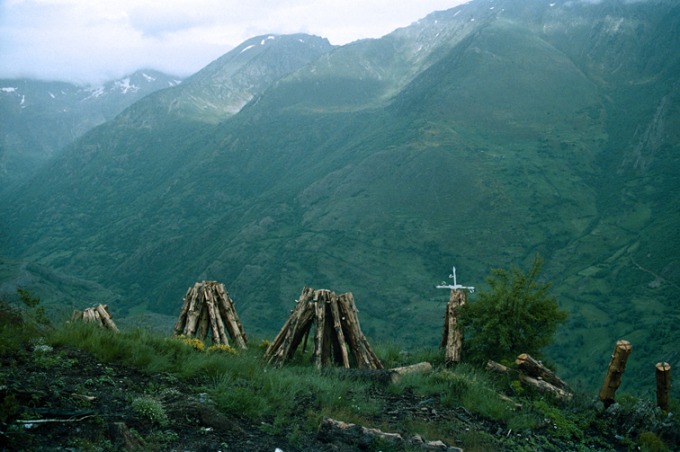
[0,0,466,85]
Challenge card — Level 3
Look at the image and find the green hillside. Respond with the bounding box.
[2,0,679,399]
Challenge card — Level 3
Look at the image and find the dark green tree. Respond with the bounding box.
[460,255,567,364]
[17,288,50,326]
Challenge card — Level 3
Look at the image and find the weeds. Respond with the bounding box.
[131,397,169,427]
[2,305,678,451]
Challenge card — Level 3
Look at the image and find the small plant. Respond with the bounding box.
[531,400,583,441]
[638,431,669,452]
[174,335,205,352]
[207,344,238,355]
[131,397,169,426]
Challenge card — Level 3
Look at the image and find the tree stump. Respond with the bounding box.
[173,281,247,349]
[264,287,383,369]
[71,304,119,332]
[656,362,671,412]
[599,340,632,408]
[440,289,466,366]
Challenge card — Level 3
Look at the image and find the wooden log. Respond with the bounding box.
[318,417,459,451]
[656,362,671,412]
[486,360,512,374]
[203,287,222,344]
[318,417,403,448]
[196,301,210,340]
[516,353,569,392]
[519,374,573,401]
[329,293,350,368]
[324,368,399,384]
[313,298,326,369]
[599,340,632,408]
[391,362,433,378]
[173,287,192,336]
[337,293,383,369]
[215,283,248,347]
[95,304,119,332]
[83,308,97,323]
[183,283,202,337]
[71,310,83,321]
[265,287,313,358]
[441,289,466,365]
[265,288,316,366]
[92,309,103,326]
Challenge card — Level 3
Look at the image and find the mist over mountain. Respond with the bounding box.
[0,70,182,186]
[2,0,679,395]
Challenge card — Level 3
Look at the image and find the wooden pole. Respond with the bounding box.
[599,340,632,408]
[656,362,671,412]
[441,289,466,366]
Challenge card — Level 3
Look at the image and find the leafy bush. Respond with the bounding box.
[460,255,567,364]
[131,397,169,426]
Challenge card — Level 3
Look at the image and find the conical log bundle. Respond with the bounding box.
[173,281,247,349]
[71,304,119,332]
[264,287,383,369]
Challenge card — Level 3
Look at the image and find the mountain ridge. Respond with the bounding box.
[2,0,679,396]
[0,69,182,186]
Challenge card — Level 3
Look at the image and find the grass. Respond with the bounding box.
[2,296,679,450]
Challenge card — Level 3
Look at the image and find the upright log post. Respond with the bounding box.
[440,289,466,366]
[656,362,671,412]
[599,340,632,408]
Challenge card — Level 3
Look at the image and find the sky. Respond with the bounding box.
[0,0,468,86]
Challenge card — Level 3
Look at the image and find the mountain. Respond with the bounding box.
[2,0,679,396]
[0,70,182,185]
[115,34,333,126]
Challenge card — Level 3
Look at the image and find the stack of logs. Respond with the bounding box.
[487,353,573,401]
[173,281,247,349]
[71,304,119,332]
[264,287,383,369]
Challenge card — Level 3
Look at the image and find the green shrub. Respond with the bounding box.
[531,400,583,441]
[638,431,669,452]
[131,397,169,426]
[460,255,567,364]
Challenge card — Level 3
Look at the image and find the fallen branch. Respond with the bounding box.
[17,415,96,424]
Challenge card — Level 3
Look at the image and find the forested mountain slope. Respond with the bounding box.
[2,0,679,396]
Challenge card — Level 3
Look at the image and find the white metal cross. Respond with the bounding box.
[435,266,475,293]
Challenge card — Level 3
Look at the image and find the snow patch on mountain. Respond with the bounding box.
[261,35,276,45]
[114,78,139,94]
[1,87,17,93]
